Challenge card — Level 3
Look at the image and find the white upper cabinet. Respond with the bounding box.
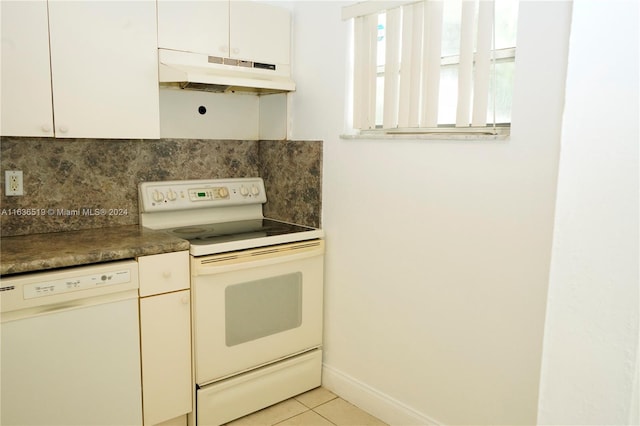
[157,0,291,68]
[229,1,290,66]
[157,1,229,56]
[1,0,160,139]
[48,1,159,139]
[0,1,54,137]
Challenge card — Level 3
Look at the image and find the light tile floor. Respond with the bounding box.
[225,387,388,426]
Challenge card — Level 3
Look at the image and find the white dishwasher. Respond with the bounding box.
[0,260,143,426]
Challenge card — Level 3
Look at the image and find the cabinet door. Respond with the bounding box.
[229,1,290,66]
[157,0,229,57]
[0,1,54,137]
[140,290,192,426]
[47,1,159,138]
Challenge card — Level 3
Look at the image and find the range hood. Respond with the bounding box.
[158,49,296,94]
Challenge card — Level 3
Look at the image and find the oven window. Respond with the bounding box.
[225,273,303,346]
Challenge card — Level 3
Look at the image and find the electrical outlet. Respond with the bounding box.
[5,170,24,196]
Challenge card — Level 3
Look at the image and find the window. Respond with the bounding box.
[343,0,518,136]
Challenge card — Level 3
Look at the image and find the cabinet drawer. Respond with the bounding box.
[138,251,189,297]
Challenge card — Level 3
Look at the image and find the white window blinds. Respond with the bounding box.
[344,0,518,134]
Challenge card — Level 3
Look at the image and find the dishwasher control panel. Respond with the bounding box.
[0,260,139,314]
[23,269,131,299]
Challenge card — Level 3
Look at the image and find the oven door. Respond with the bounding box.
[191,239,324,385]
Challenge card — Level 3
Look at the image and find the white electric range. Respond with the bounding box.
[139,178,325,426]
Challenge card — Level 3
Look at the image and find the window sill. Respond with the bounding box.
[341,127,510,141]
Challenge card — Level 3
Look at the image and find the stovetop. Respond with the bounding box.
[168,218,317,246]
[168,218,322,256]
[138,178,324,256]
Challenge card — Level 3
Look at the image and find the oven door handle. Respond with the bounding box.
[191,240,324,276]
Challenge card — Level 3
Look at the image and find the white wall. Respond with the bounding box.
[159,89,260,139]
[290,1,572,424]
[537,1,640,424]
[158,89,289,140]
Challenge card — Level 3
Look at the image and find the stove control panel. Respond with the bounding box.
[139,178,267,212]
[188,187,228,201]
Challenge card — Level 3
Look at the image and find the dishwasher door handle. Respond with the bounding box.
[1,289,138,323]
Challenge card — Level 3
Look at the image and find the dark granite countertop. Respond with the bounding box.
[0,225,190,276]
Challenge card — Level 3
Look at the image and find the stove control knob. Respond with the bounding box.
[166,189,177,201]
[240,186,249,197]
[218,187,229,198]
[251,185,260,196]
[152,190,164,202]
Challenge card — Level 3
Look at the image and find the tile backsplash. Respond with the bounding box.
[260,140,322,228]
[0,137,321,237]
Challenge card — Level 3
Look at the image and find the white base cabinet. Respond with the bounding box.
[138,251,192,426]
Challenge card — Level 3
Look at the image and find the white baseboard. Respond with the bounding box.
[321,363,442,426]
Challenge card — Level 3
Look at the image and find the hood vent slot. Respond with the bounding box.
[207,55,276,71]
[175,82,230,93]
